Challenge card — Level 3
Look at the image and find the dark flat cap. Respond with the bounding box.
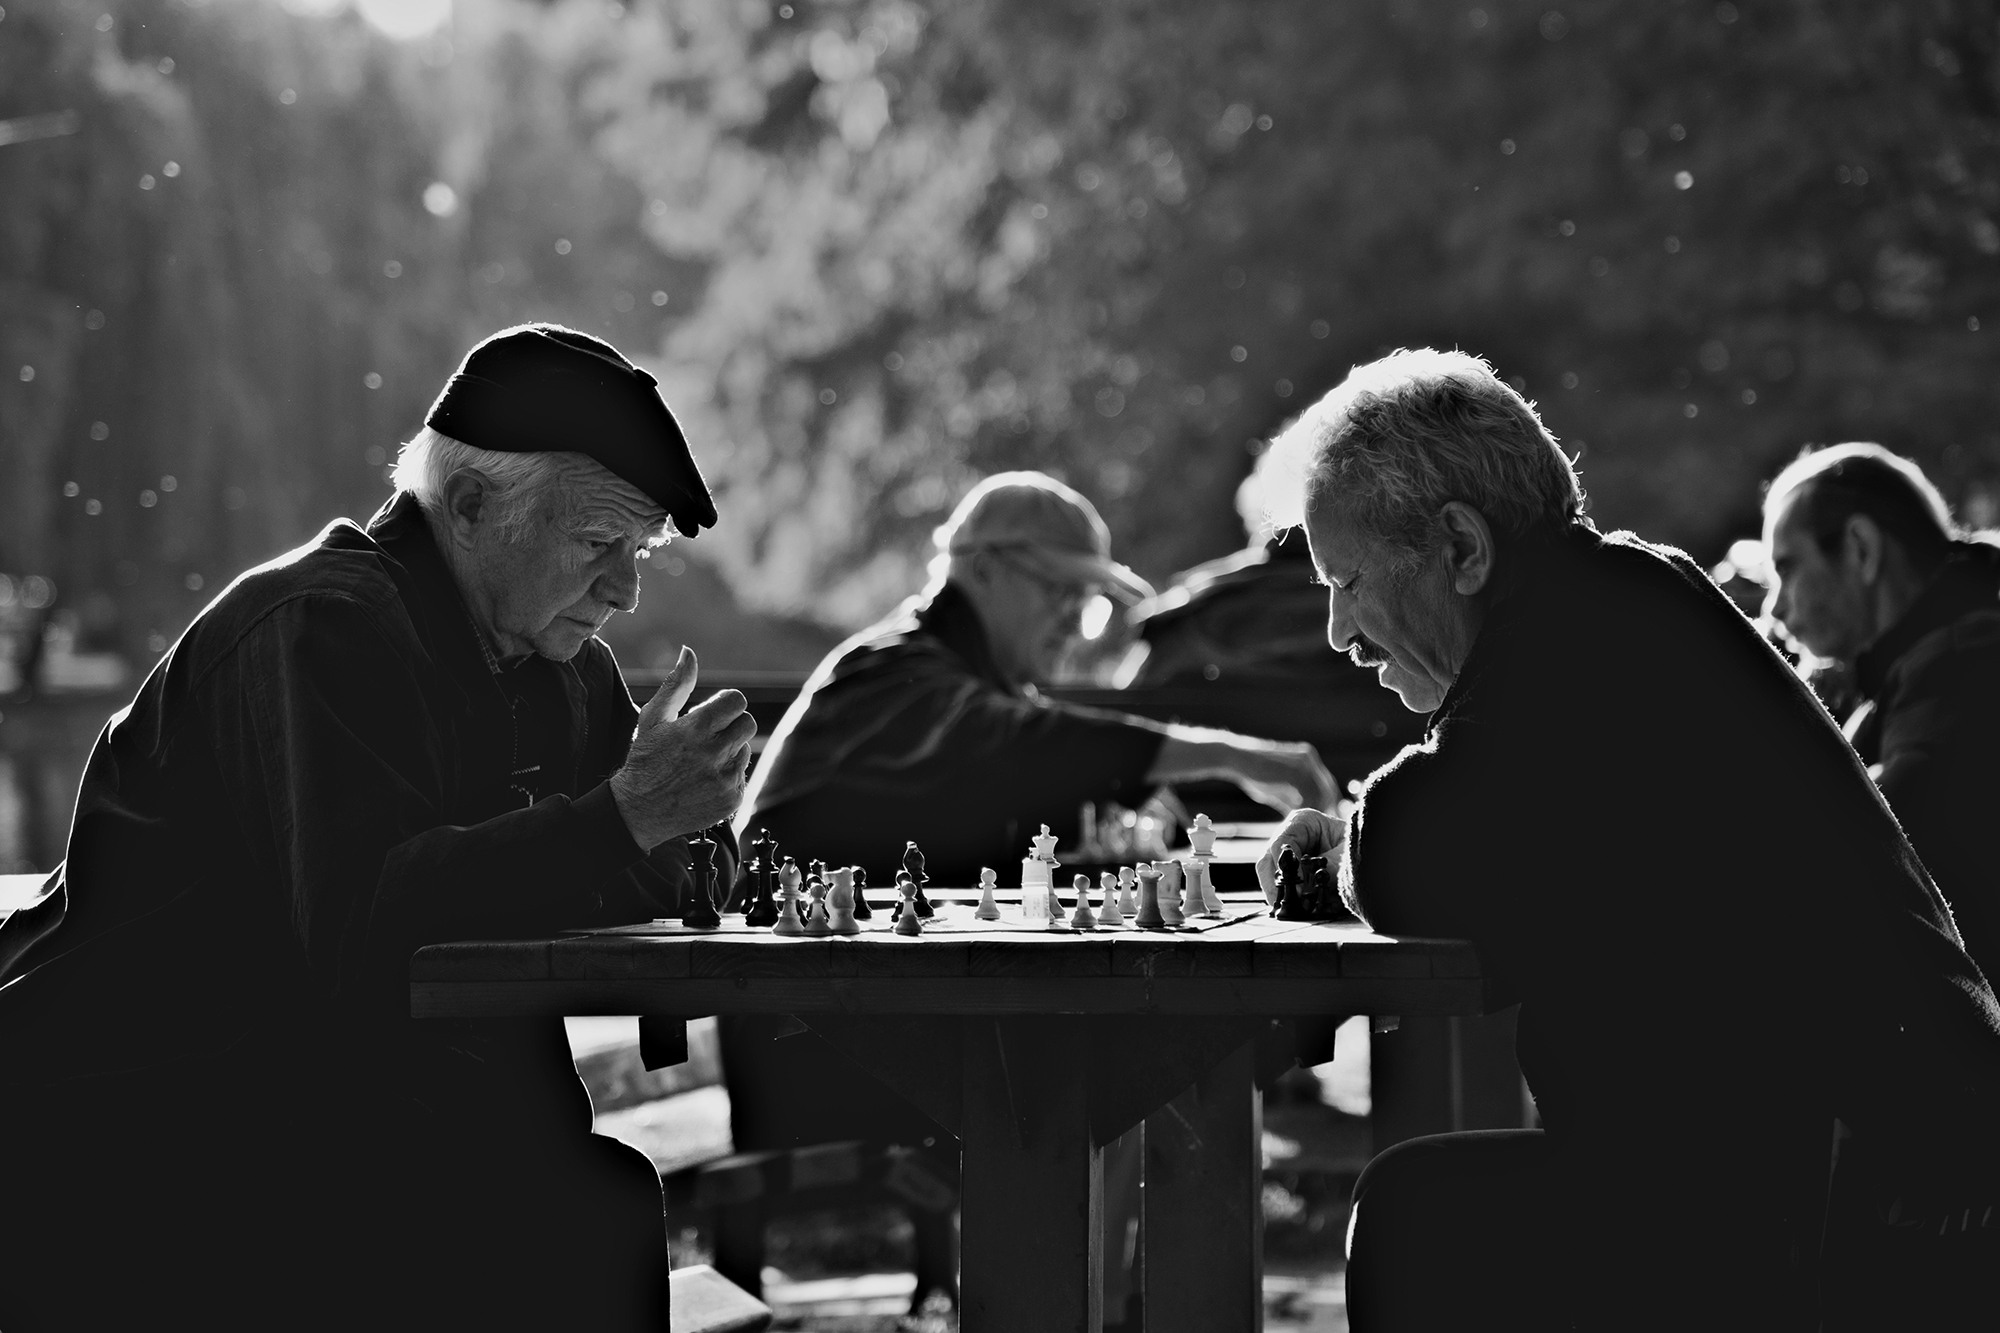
[425,323,719,536]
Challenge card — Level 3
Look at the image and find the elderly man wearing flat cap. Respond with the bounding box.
[0,324,751,1330]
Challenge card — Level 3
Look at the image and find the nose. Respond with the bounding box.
[596,550,642,614]
[1324,587,1358,653]
[1763,578,1787,628]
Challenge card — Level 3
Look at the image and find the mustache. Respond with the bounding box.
[1348,635,1390,669]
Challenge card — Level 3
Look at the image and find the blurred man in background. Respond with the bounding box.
[1260,351,2000,1330]
[740,470,1336,880]
[0,325,751,1330]
[1762,443,2000,984]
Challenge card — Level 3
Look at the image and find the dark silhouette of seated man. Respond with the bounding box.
[1761,443,2000,985]
[0,325,756,1331]
[1258,351,2000,1330]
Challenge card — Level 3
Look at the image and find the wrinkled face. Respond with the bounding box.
[975,551,1095,685]
[1305,507,1465,712]
[466,482,667,662]
[1763,493,1872,664]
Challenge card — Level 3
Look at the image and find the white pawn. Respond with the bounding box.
[1155,860,1185,926]
[1178,857,1204,921]
[1097,871,1123,927]
[1118,866,1138,918]
[894,875,924,936]
[804,876,832,936]
[773,858,806,937]
[827,866,862,935]
[1070,874,1097,930]
[974,866,1002,921]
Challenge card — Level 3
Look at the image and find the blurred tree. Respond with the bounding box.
[5,0,2000,668]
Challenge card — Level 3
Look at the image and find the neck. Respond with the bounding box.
[427,511,517,667]
[953,581,1032,687]
[1862,551,1936,653]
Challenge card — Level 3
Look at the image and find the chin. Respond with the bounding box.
[1382,668,1445,713]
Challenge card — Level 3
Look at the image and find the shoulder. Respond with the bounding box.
[1881,609,2000,714]
[173,520,418,679]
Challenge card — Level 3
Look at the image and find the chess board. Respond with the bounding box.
[577,899,1268,938]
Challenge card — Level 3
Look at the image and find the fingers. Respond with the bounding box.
[1254,809,1344,898]
[684,687,750,732]
[645,646,700,722]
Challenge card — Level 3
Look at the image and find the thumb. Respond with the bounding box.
[646,646,700,721]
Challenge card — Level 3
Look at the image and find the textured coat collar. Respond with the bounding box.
[1854,543,2000,701]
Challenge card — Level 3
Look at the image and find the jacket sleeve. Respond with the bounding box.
[217,594,651,1002]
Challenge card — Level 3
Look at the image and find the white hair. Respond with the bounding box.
[391,426,669,548]
[1263,348,1584,565]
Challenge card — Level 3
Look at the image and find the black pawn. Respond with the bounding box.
[683,833,722,929]
[1274,845,1303,921]
[902,841,935,919]
[851,866,873,920]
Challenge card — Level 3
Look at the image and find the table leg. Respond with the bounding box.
[958,1017,1103,1333]
[1143,1039,1261,1333]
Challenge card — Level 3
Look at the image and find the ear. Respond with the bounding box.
[1437,500,1497,596]
[1841,514,1886,586]
[439,469,490,551]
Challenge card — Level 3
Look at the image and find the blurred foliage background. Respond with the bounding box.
[6,0,2000,864]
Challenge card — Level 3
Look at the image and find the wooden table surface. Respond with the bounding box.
[412,908,1484,1333]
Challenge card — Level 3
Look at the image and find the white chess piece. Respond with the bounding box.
[1178,857,1204,921]
[804,876,833,936]
[1155,860,1185,927]
[1020,855,1049,923]
[894,875,924,936]
[1031,823,1059,864]
[827,866,862,935]
[1195,859,1223,916]
[975,866,1002,921]
[1187,812,1217,859]
[1097,871,1123,927]
[1070,874,1097,930]
[1118,866,1138,918]
[773,858,806,937]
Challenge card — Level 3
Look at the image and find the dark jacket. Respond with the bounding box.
[1344,524,2000,1317]
[0,494,721,1203]
[740,581,1163,885]
[1847,542,2000,984]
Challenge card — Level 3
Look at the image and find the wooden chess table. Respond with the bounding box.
[411,903,1483,1332]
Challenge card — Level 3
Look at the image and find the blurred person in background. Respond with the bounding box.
[1258,350,2000,1330]
[1762,443,2000,984]
[728,470,1337,1323]
[0,325,752,1330]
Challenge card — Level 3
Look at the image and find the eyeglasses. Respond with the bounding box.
[995,549,1096,614]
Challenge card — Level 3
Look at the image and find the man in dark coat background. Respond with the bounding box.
[1762,442,2000,985]
[0,325,756,1329]
[1258,350,2000,1329]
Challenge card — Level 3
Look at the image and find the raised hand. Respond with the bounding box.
[609,646,758,850]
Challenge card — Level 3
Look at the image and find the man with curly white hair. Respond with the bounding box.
[1258,349,2000,1329]
[0,324,754,1329]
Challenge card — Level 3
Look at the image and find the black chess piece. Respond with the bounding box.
[902,841,935,918]
[683,832,722,929]
[1273,845,1303,920]
[850,866,873,920]
[726,828,766,914]
[745,835,782,927]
